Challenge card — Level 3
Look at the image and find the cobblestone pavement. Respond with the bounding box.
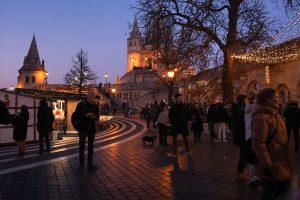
[0,117,299,200]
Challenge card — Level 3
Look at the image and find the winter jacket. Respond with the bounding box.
[283,103,300,126]
[151,104,160,119]
[207,104,218,123]
[215,104,228,123]
[252,104,293,181]
[191,108,204,132]
[0,100,11,125]
[12,111,29,141]
[74,100,99,134]
[244,103,254,141]
[169,103,189,136]
[37,105,54,133]
[233,104,246,146]
[157,110,169,126]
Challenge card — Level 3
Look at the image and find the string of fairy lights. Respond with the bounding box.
[233,11,300,64]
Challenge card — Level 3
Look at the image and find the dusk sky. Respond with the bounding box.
[0,0,292,88]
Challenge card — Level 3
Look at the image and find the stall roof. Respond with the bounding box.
[13,88,85,100]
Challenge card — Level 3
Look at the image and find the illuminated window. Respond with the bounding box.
[32,76,35,83]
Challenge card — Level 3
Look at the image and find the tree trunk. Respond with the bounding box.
[222,48,234,103]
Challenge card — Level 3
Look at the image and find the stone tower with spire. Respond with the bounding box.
[126,18,144,72]
[17,35,47,89]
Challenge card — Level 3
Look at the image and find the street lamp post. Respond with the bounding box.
[45,72,48,84]
[111,88,116,115]
[167,70,175,105]
[104,73,108,84]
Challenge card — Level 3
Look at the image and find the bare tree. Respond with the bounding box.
[136,0,276,102]
[64,49,97,94]
[141,16,212,103]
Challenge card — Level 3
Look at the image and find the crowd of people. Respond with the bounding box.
[1,87,300,199]
[0,91,100,173]
[139,88,300,200]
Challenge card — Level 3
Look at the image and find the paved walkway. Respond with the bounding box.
[0,117,299,200]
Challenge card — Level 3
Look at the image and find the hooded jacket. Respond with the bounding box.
[252,104,293,181]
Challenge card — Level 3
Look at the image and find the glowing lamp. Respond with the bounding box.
[167,71,175,79]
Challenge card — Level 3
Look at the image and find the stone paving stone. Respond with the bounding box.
[1,119,300,200]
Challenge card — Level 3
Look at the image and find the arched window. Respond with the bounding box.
[32,76,35,83]
[25,76,29,83]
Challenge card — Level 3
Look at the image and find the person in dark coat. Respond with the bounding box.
[283,100,300,151]
[169,94,189,155]
[215,102,228,142]
[12,105,29,156]
[191,103,204,143]
[37,99,54,154]
[0,100,12,125]
[207,103,218,142]
[151,101,160,129]
[74,91,100,172]
[232,94,248,181]
[144,103,151,129]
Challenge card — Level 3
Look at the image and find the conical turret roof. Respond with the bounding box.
[130,17,141,36]
[19,34,45,72]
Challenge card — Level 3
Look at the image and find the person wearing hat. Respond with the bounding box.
[37,99,54,154]
[168,94,190,155]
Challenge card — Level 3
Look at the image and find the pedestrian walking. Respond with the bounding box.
[124,101,129,117]
[12,105,29,157]
[252,88,293,200]
[191,103,204,143]
[215,102,228,142]
[0,100,12,125]
[156,105,169,146]
[37,99,54,154]
[151,101,160,129]
[207,104,218,142]
[244,93,262,188]
[169,94,190,155]
[283,100,300,151]
[144,103,151,129]
[233,95,248,181]
[74,91,100,172]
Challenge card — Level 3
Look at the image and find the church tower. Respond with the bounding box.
[126,18,144,72]
[17,35,47,89]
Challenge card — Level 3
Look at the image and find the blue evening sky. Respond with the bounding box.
[0,0,293,88]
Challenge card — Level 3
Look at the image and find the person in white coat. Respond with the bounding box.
[244,93,262,188]
[157,105,169,145]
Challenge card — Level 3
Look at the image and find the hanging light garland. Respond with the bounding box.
[233,40,300,64]
[233,11,300,64]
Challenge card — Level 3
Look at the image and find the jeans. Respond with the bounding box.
[39,131,50,152]
[79,132,95,166]
[217,122,226,140]
[158,124,168,145]
[173,134,189,154]
[286,124,299,151]
[262,180,290,200]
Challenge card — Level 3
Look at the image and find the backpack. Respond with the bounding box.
[242,118,277,165]
[71,111,80,131]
